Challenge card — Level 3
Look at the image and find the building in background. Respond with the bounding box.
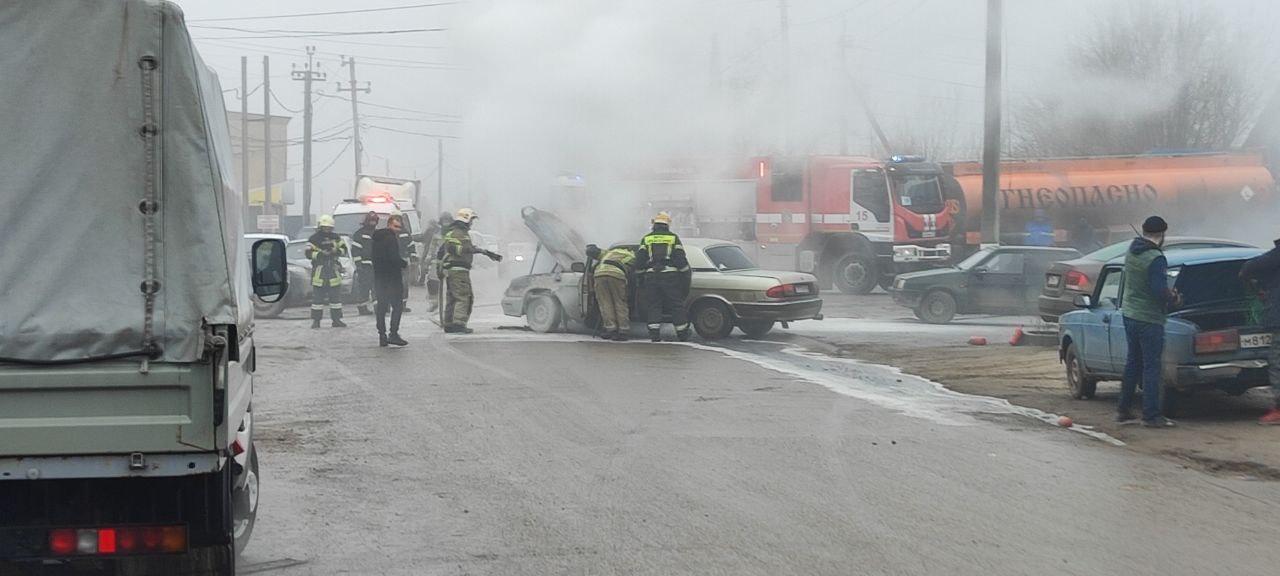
[227,111,295,233]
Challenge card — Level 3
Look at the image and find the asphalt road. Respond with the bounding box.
[241,304,1280,576]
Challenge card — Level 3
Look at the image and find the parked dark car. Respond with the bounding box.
[1057,248,1269,413]
[890,246,1082,324]
[1037,237,1255,322]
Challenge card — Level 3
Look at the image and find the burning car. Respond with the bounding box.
[501,207,824,339]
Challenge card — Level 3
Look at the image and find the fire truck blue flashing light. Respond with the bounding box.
[890,155,926,163]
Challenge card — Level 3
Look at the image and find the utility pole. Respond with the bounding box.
[778,0,791,153]
[436,139,444,216]
[980,0,1004,245]
[839,19,849,155]
[292,46,325,227]
[338,56,371,185]
[240,56,249,214]
[262,55,272,218]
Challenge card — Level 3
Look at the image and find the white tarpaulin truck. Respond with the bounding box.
[0,2,288,574]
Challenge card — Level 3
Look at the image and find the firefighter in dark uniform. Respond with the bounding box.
[351,211,379,315]
[395,214,415,313]
[306,214,349,329]
[635,211,692,342]
[440,208,501,333]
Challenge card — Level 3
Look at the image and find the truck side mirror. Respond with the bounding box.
[252,238,289,303]
[1073,294,1093,308]
[571,262,587,274]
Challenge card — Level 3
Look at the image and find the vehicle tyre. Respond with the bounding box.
[738,320,774,339]
[1064,343,1098,400]
[251,295,288,319]
[233,449,260,557]
[692,300,734,340]
[916,290,956,324]
[878,276,896,293]
[526,294,562,333]
[831,247,878,295]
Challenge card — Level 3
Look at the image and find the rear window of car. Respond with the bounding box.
[704,245,757,271]
[1084,241,1129,262]
[1172,260,1250,307]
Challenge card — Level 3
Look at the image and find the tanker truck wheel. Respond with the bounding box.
[832,248,879,295]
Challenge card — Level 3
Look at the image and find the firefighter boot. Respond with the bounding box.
[649,328,662,343]
[331,308,348,328]
[311,308,323,330]
[388,333,409,347]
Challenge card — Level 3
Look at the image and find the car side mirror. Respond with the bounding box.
[252,238,289,303]
[1073,294,1093,308]
[571,262,587,274]
[973,266,989,274]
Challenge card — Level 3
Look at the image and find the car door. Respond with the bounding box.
[971,250,1028,313]
[1092,267,1127,375]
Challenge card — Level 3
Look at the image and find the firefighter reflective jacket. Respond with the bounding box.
[351,224,376,266]
[636,225,688,274]
[306,230,348,287]
[441,222,476,270]
[594,247,636,281]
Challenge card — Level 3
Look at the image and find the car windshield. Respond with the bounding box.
[955,248,996,270]
[893,175,944,215]
[703,245,756,271]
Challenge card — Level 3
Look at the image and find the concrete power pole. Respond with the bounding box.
[292,46,325,227]
[262,55,272,218]
[339,57,371,185]
[240,56,249,214]
[778,0,791,153]
[980,0,1004,245]
[436,139,444,216]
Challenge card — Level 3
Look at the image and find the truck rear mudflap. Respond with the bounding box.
[0,362,216,457]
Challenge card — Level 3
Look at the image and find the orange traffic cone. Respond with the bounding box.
[968,336,988,346]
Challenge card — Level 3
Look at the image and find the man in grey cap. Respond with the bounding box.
[1117,216,1181,427]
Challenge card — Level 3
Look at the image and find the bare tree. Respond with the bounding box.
[1010,1,1263,157]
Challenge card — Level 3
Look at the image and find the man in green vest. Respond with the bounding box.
[1117,216,1182,427]
[593,245,636,341]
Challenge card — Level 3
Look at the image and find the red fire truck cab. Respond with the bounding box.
[753,155,959,294]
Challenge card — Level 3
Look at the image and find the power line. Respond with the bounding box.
[196,38,461,70]
[363,113,463,124]
[363,124,460,139]
[269,88,302,114]
[315,92,461,118]
[190,2,465,22]
[192,26,449,39]
[314,138,356,178]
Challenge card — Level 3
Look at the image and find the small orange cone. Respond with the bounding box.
[1010,326,1025,346]
[1058,415,1073,427]
[968,336,988,346]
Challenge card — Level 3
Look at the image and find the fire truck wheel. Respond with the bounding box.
[832,250,878,295]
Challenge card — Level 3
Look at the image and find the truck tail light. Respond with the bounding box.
[48,525,186,556]
[1195,329,1239,355]
[1065,270,1090,291]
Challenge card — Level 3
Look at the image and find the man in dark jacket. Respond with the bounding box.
[1117,216,1181,427]
[351,212,380,316]
[1240,238,1280,424]
[371,214,409,347]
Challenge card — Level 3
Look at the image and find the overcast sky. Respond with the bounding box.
[176,0,1280,231]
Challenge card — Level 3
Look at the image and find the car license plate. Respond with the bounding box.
[1241,333,1273,349]
[1046,275,1061,288]
[794,284,812,295]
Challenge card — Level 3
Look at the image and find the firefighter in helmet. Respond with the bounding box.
[351,211,380,315]
[440,208,501,333]
[306,214,350,329]
[635,211,691,342]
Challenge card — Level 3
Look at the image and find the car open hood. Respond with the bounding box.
[521,206,588,270]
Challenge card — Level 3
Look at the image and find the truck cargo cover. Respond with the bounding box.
[0,1,250,363]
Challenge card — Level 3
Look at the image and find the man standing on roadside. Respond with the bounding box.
[371,214,409,347]
[1117,216,1181,428]
[1240,237,1280,425]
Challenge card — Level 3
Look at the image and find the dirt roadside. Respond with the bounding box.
[806,337,1280,481]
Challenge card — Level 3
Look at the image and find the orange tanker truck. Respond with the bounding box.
[946,151,1277,251]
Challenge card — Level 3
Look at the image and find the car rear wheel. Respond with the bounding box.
[692,300,734,340]
[738,320,774,339]
[916,290,956,324]
[1064,343,1098,400]
[526,294,562,333]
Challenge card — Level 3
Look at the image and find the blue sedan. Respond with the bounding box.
[1058,248,1271,413]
